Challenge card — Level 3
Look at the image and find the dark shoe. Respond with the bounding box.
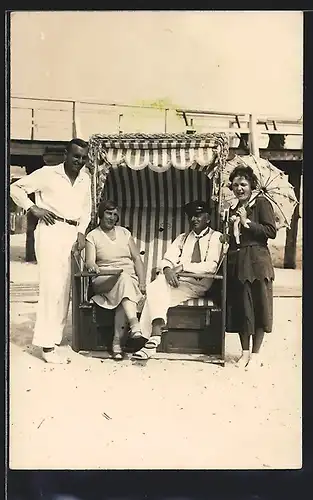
[123,336,147,354]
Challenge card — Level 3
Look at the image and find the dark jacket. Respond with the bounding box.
[228,195,277,283]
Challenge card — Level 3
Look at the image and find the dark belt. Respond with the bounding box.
[54,215,79,227]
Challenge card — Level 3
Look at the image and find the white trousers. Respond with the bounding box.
[33,221,78,348]
[139,274,212,340]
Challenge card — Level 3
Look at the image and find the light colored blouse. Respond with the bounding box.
[86,225,136,277]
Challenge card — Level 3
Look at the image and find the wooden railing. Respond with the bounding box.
[177,109,303,152]
[12,97,81,140]
[11,96,303,151]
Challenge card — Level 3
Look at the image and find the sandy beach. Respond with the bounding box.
[8,234,302,470]
[9,9,303,477]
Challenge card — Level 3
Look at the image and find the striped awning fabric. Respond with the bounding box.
[104,146,215,172]
[89,132,226,149]
[88,133,229,226]
[88,132,228,173]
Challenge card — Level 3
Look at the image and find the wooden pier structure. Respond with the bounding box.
[10,97,302,268]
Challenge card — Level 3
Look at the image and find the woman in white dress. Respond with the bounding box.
[85,200,146,359]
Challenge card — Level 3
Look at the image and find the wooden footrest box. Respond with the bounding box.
[160,306,224,359]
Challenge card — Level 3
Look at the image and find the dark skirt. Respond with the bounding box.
[226,277,273,334]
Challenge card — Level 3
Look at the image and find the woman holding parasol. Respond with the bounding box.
[226,164,277,369]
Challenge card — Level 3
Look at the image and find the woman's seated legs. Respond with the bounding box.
[92,274,120,295]
[92,273,143,340]
[121,297,137,324]
[112,304,126,360]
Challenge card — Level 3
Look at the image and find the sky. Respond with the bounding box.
[10,11,303,117]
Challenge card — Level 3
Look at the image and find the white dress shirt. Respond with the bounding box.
[10,164,91,234]
[160,226,223,275]
[230,198,256,243]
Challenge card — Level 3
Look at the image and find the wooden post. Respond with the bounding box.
[118,114,123,134]
[248,113,259,156]
[31,109,35,140]
[90,156,98,229]
[221,209,229,364]
[284,166,301,269]
[164,108,168,133]
[72,101,77,138]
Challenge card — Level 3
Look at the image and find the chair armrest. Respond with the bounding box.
[74,269,123,278]
[178,272,223,280]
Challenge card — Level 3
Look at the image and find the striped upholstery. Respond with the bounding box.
[181,297,214,307]
[103,165,217,304]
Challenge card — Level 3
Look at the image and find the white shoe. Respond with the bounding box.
[246,354,263,369]
[42,349,65,364]
[236,350,250,368]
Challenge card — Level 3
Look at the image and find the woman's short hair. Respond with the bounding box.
[228,165,258,191]
[98,200,119,220]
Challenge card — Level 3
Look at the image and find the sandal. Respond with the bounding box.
[128,323,143,340]
[131,349,151,360]
[112,345,123,361]
[131,336,161,360]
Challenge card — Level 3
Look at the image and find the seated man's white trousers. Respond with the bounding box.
[32,221,78,348]
[139,274,212,340]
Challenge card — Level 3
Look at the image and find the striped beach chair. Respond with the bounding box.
[71,133,229,364]
[104,165,216,284]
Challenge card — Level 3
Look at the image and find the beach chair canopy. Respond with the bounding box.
[87,132,229,284]
[88,133,229,214]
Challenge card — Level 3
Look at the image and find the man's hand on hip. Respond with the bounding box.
[29,205,57,225]
[163,267,179,288]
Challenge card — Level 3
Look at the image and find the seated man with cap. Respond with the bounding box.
[132,200,223,360]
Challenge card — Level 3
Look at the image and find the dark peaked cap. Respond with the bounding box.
[184,200,211,217]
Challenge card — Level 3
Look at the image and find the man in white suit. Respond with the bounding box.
[133,200,223,359]
[10,138,91,363]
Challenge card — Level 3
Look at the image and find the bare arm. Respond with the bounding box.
[85,239,100,273]
[129,236,146,293]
